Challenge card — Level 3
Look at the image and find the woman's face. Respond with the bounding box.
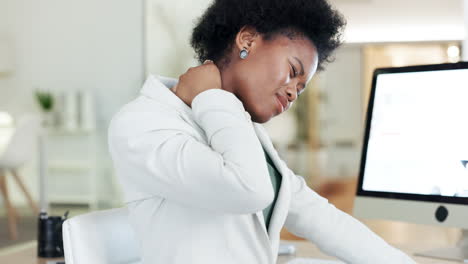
[219,28,319,124]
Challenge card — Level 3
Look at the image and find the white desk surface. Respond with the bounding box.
[277,240,461,263]
[278,218,464,263]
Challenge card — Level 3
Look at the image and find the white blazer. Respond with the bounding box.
[108,75,415,264]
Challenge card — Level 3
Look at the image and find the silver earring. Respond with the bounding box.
[239,49,249,59]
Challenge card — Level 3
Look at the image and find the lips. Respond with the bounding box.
[275,94,288,113]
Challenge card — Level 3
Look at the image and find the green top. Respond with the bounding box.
[262,148,282,231]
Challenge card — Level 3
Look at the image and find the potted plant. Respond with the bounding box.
[35,90,55,126]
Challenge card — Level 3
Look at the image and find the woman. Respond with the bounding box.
[108,0,416,263]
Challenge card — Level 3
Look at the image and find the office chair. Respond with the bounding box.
[62,207,141,264]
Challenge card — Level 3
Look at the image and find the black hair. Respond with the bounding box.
[190,0,346,71]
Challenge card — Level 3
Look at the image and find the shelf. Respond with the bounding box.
[47,161,94,171]
[44,128,96,136]
[48,195,93,204]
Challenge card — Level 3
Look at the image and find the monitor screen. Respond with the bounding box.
[362,66,468,198]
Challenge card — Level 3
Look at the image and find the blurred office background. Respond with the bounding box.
[0,0,466,247]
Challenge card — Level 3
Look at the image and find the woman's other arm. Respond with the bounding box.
[283,164,416,264]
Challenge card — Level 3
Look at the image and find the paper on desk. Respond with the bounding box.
[286,258,345,264]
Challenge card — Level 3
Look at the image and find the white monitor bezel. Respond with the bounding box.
[354,62,468,229]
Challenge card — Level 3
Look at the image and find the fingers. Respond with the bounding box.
[201,60,220,76]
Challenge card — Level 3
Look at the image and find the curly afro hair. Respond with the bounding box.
[190,0,346,72]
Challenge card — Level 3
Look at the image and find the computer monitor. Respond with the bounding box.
[353,62,468,261]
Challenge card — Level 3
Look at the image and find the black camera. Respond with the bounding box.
[37,211,69,258]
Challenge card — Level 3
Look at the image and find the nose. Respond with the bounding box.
[285,85,298,102]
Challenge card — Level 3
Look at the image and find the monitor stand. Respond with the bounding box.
[414,229,468,262]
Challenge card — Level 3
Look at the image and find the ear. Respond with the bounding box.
[234,25,260,53]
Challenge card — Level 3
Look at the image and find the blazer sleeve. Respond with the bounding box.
[283,165,416,264]
[109,89,273,214]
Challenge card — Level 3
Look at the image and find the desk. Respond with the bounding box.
[277,240,460,263]
[278,218,464,263]
[0,219,464,263]
[0,241,63,264]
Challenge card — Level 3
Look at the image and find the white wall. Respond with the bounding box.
[145,0,212,77]
[0,0,144,121]
[316,45,363,177]
[0,0,144,208]
[318,45,362,145]
[332,0,465,43]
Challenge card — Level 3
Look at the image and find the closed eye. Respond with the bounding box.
[290,64,297,78]
[289,64,302,97]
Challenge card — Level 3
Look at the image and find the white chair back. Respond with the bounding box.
[0,114,42,168]
[62,207,141,264]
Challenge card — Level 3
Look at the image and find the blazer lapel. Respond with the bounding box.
[253,123,292,249]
